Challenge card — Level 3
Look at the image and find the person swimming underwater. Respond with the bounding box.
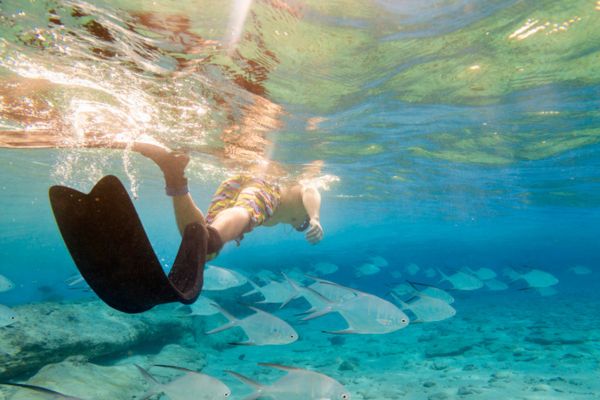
[131,140,324,260]
[48,140,324,313]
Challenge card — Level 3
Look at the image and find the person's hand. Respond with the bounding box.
[306,219,323,244]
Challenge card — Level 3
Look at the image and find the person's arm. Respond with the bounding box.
[301,185,324,244]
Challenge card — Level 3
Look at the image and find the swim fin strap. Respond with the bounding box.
[49,175,207,314]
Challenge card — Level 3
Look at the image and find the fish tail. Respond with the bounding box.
[279,273,304,308]
[135,364,160,384]
[134,365,161,399]
[209,302,238,322]
[389,292,410,309]
[322,328,358,334]
[225,370,264,399]
[281,272,302,293]
[242,279,261,297]
[436,268,448,282]
[301,306,333,321]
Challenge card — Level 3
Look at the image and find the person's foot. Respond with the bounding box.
[126,140,190,195]
[131,141,190,178]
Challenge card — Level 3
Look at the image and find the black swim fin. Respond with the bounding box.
[49,175,207,314]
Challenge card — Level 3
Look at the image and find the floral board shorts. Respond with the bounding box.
[206,175,281,241]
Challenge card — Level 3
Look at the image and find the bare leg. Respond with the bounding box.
[209,207,251,243]
[172,194,205,235]
[130,140,250,250]
[128,141,206,236]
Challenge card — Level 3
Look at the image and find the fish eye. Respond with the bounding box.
[224,393,230,397]
[401,318,407,324]
[341,394,350,399]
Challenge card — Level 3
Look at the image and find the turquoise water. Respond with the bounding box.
[1,0,600,399]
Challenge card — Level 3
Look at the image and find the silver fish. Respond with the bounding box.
[280,273,336,312]
[368,255,389,268]
[137,364,231,400]
[505,267,559,288]
[404,263,420,276]
[243,279,295,305]
[405,282,455,304]
[0,304,17,327]
[354,263,380,277]
[423,267,437,278]
[519,269,559,288]
[310,262,339,275]
[568,265,592,275]
[464,267,497,281]
[437,269,483,291]
[226,363,350,400]
[0,274,15,292]
[0,382,84,399]
[392,292,456,323]
[303,278,409,334]
[207,303,298,345]
[184,295,220,316]
[308,278,355,303]
[203,265,248,291]
[483,278,509,291]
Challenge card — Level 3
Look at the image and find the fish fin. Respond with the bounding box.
[294,307,316,317]
[257,363,301,372]
[0,382,80,399]
[436,268,448,282]
[229,341,256,346]
[299,287,335,320]
[281,272,302,290]
[246,305,267,314]
[389,292,410,309]
[322,328,358,334]
[305,275,336,285]
[279,272,301,309]
[304,274,344,286]
[242,279,261,297]
[312,279,363,297]
[135,364,161,400]
[135,364,160,384]
[64,274,85,286]
[406,280,439,289]
[301,306,333,321]
[405,295,419,303]
[153,364,199,373]
[225,370,264,392]
[304,273,324,281]
[205,321,237,334]
[279,294,296,309]
[209,302,238,322]
[304,286,334,303]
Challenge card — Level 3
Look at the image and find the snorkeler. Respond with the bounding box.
[48,140,323,314]
[134,141,324,258]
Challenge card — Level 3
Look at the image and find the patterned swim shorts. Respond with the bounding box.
[206,175,281,234]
